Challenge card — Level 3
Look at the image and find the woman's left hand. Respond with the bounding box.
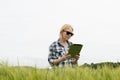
[72,54,80,64]
[75,54,80,60]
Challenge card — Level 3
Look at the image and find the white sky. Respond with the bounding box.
[0,0,120,68]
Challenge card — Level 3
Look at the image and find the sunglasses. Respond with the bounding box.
[63,30,74,36]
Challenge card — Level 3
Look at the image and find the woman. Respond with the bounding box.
[48,24,80,67]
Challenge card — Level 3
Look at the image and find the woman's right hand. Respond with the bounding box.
[61,54,71,61]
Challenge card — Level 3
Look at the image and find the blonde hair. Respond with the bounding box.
[59,24,74,37]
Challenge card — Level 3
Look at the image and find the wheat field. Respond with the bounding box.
[0,64,120,80]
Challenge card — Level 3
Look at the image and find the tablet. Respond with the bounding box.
[68,44,83,57]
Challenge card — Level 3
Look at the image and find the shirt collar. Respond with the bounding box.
[57,38,72,47]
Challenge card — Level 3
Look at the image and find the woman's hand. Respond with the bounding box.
[75,54,80,60]
[61,53,71,61]
[53,53,71,65]
[72,54,80,64]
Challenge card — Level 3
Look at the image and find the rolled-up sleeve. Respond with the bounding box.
[48,44,57,66]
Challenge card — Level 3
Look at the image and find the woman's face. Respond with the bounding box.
[62,28,74,40]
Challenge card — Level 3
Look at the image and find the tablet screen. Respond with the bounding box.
[68,44,83,57]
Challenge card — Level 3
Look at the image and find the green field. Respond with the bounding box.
[0,63,120,80]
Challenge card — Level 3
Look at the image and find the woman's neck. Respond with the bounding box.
[60,38,67,46]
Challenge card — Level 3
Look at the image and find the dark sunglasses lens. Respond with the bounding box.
[66,31,73,36]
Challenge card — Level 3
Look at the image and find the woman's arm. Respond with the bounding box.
[53,54,71,65]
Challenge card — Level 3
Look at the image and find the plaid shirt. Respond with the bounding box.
[48,39,76,67]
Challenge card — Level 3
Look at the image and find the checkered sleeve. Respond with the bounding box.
[48,42,58,66]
